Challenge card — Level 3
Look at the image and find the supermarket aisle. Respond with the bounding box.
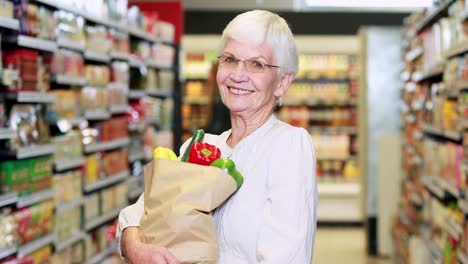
[313,227,395,264]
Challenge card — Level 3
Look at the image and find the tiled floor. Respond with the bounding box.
[313,227,395,264]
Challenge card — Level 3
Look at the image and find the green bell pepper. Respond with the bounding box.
[210,158,244,189]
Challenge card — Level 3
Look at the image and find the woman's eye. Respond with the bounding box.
[225,56,236,63]
[252,60,265,68]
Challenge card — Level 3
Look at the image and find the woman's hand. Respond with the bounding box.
[122,227,179,264]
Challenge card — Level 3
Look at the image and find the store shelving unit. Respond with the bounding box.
[394,0,468,262]
[0,1,180,263]
[277,52,361,223]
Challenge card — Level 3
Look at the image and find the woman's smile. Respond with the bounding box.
[227,86,254,95]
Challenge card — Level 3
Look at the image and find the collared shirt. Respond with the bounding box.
[116,115,317,263]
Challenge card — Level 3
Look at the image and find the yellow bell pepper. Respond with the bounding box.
[153,147,178,160]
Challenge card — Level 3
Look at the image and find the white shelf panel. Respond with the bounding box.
[84,170,129,193]
[85,208,124,231]
[147,89,173,98]
[54,157,86,172]
[128,27,158,42]
[109,104,129,114]
[9,143,55,159]
[128,187,144,200]
[0,128,15,140]
[405,47,423,62]
[84,109,111,120]
[0,244,17,259]
[0,192,17,207]
[84,242,118,264]
[128,122,145,131]
[0,16,19,30]
[54,232,86,252]
[128,90,146,99]
[129,151,145,162]
[56,38,86,51]
[57,117,87,127]
[129,57,145,68]
[17,35,57,52]
[6,92,56,103]
[17,189,54,208]
[17,233,54,258]
[146,61,173,70]
[56,197,85,213]
[84,137,130,153]
[54,74,87,86]
[109,51,129,60]
[84,50,111,63]
[318,182,360,196]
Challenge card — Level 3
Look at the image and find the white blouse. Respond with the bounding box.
[117,115,317,263]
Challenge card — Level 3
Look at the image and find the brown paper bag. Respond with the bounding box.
[140,159,238,264]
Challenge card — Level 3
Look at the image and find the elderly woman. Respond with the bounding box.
[117,10,317,264]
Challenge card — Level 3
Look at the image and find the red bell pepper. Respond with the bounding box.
[188,142,221,166]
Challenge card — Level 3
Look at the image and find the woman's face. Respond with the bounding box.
[216,39,285,116]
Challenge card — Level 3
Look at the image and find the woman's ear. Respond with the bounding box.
[274,73,294,97]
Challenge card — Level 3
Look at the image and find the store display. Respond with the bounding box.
[0,1,178,262]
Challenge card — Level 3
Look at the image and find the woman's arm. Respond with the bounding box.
[256,128,317,263]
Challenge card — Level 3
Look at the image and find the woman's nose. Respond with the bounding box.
[230,61,249,81]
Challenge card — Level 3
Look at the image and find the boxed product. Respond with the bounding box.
[27,156,53,193]
[3,49,38,91]
[14,200,54,244]
[110,61,129,85]
[0,208,18,250]
[54,131,82,159]
[27,245,52,264]
[80,86,109,111]
[53,170,82,204]
[109,28,130,54]
[150,43,175,67]
[55,206,81,242]
[0,0,13,18]
[84,153,103,185]
[86,25,111,53]
[51,49,85,77]
[53,90,80,119]
[54,10,86,49]
[1,159,29,195]
[85,65,110,87]
[84,193,100,222]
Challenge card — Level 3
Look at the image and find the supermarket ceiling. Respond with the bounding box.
[182,0,425,34]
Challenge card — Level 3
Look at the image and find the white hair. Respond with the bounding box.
[218,10,299,76]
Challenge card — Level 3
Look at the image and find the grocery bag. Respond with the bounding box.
[139,158,238,264]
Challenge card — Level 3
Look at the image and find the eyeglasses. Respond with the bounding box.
[217,55,280,73]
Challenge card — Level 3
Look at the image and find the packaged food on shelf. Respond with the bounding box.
[7,104,51,149]
[109,28,130,54]
[85,65,110,87]
[80,86,108,111]
[108,84,128,106]
[51,49,85,77]
[132,41,151,60]
[53,170,82,204]
[27,156,53,193]
[84,193,100,222]
[1,159,29,195]
[110,61,129,85]
[156,21,175,42]
[14,2,57,40]
[84,153,103,185]
[84,222,116,260]
[158,71,174,90]
[0,97,5,127]
[54,10,86,48]
[3,49,38,92]
[55,205,81,242]
[52,90,80,119]
[85,25,111,53]
[0,0,13,18]
[50,241,84,263]
[102,149,129,176]
[14,200,53,244]
[101,183,128,214]
[150,43,174,67]
[0,208,18,250]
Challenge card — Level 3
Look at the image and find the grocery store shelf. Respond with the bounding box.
[129,57,146,68]
[55,197,85,213]
[129,151,145,162]
[412,63,444,82]
[183,97,210,104]
[84,137,130,153]
[0,192,17,208]
[83,108,111,120]
[56,38,86,51]
[422,123,462,142]
[445,40,468,59]
[53,74,87,86]
[17,233,54,258]
[0,128,15,140]
[85,208,123,231]
[147,88,173,98]
[17,35,57,52]
[405,47,423,62]
[309,126,357,135]
[318,182,360,197]
[17,189,54,208]
[55,231,86,252]
[405,0,455,39]
[109,51,129,60]
[446,80,468,94]
[57,117,87,127]
[84,50,111,63]
[54,157,86,172]
[128,187,144,200]
[458,249,468,264]
[84,170,130,193]
[84,242,118,264]
[0,143,55,159]
[146,118,161,126]
[0,244,17,260]
[422,176,445,200]
[5,92,56,103]
[109,104,129,114]
[128,89,146,99]
[0,16,19,30]
[128,122,145,131]
[128,26,158,42]
[146,61,174,71]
